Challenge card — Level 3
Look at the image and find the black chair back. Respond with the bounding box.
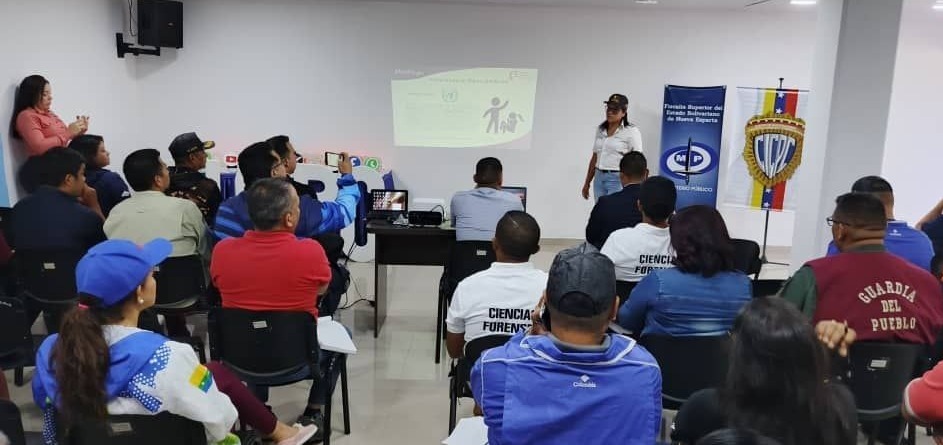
[730,239,762,278]
[14,249,83,305]
[153,255,205,308]
[640,335,731,409]
[847,342,924,421]
[445,241,496,297]
[616,280,637,305]
[751,279,785,298]
[0,399,26,445]
[457,334,512,384]
[0,208,13,249]
[0,298,32,363]
[209,308,318,379]
[354,181,369,247]
[57,412,204,445]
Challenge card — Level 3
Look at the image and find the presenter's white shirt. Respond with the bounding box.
[601,223,674,282]
[593,124,643,170]
[446,262,548,342]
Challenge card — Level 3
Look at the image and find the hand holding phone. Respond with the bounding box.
[324,152,340,168]
[337,152,353,175]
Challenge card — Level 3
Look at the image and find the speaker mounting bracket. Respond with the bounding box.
[116,33,161,58]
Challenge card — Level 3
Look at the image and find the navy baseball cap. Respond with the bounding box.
[76,239,172,308]
[547,243,617,317]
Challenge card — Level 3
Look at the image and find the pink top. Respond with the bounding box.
[15,108,72,156]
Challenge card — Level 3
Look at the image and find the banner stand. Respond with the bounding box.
[758,78,790,267]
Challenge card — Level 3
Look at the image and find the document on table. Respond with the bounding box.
[317,316,357,354]
[443,417,488,445]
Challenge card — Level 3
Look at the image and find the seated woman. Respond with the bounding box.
[32,239,316,445]
[617,205,751,336]
[69,134,130,217]
[671,297,858,445]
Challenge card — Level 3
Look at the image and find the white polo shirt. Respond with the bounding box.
[446,262,548,342]
[601,223,673,282]
[593,124,643,171]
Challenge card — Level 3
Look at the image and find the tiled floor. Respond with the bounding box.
[4,243,932,444]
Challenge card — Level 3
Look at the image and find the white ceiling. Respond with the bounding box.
[343,0,815,12]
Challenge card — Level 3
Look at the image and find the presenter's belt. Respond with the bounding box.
[596,168,619,173]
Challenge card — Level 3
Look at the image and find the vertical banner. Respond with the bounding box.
[659,85,726,209]
[724,87,808,211]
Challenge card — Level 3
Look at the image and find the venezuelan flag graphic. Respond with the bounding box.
[189,365,213,393]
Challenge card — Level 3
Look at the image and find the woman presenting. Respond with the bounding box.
[9,74,88,156]
[581,93,642,201]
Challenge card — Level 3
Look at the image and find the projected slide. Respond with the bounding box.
[392,67,539,149]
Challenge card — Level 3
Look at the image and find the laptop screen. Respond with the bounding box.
[370,190,409,212]
[503,186,527,211]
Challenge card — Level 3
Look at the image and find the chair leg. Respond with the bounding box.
[14,367,23,387]
[868,421,877,445]
[448,375,458,433]
[341,360,350,435]
[324,391,333,445]
[435,293,444,364]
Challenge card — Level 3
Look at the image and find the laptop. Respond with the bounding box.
[368,189,409,220]
[503,186,527,211]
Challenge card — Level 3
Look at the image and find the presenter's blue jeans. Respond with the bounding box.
[593,170,622,202]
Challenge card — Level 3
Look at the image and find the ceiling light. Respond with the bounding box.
[790,0,817,5]
[635,0,658,4]
[934,1,943,10]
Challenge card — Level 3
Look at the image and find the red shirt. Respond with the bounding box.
[807,250,943,344]
[15,108,72,156]
[210,230,332,318]
[906,360,943,423]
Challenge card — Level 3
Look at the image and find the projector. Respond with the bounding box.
[408,211,444,227]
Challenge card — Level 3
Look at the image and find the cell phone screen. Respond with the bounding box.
[324,152,340,168]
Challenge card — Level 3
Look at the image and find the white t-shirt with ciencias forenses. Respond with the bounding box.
[601,222,674,282]
[446,262,548,343]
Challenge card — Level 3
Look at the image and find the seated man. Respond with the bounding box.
[445,211,547,358]
[211,178,340,438]
[12,147,105,252]
[601,176,676,284]
[586,151,648,249]
[69,134,130,217]
[450,157,523,242]
[826,176,932,270]
[781,192,943,344]
[166,132,222,223]
[213,142,360,241]
[267,135,312,198]
[472,244,661,445]
[104,149,208,337]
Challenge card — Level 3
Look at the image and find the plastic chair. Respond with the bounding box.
[152,255,207,362]
[846,342,925,445]
[0,298,35,387]
[14,248,84,334]
[436,241,496,363]
[751,279,785,298]
[730,239,762,279]
[639,335,731,410]
[56,412,208,445]
[616,280,637,306]
[448,334,512,432]
[208,308,350,444]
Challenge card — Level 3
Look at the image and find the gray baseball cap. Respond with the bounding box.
[547,243,617,317]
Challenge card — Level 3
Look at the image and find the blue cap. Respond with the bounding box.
[76,239,173,308]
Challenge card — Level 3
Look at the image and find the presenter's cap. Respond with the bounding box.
[604,94,629,109]
[76,239,172,308]
[546,243,616,317]
[169,132,215,158]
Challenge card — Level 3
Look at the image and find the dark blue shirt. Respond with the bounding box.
[12,186,106,251]
[585,183,642,249]
[85,168,130,217]
[827,220,933,271]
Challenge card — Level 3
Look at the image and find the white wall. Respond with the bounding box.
[0,0,141,205]
[128,0,816,241]
[1,0,817,242]
[883,5,943,225]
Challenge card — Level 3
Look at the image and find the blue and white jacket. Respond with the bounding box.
[471,331,662,445]
[33,326,238,445]
[213,174,360,241]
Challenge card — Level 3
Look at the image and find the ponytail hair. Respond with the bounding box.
[51,294,133,424]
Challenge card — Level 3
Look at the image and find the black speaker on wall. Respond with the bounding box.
[137,0,183,48]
